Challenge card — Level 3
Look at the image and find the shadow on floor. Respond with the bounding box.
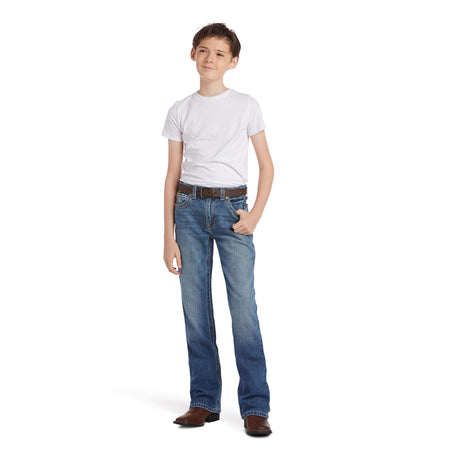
[108,387,243,429]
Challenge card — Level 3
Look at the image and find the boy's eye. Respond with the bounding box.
[198,49,224,57]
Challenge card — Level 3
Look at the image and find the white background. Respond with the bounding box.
[1,1,459,458]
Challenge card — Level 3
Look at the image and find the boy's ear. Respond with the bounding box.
[229,56,239,69]
[190,48,197,61]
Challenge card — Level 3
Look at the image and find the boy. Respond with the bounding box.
[161,23,274,436]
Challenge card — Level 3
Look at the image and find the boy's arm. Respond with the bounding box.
[163,139,183,274]
[232,130,275,235]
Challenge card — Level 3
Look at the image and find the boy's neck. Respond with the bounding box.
[197,81,229,98]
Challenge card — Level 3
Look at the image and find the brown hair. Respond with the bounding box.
[192,23,241,58]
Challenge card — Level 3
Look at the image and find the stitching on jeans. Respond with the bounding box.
[225,196,246,218]
[190,402,221,413]
[175,193,192,209]
[206,237,222,389]
[207,198,217,230]
[242,410,269,419]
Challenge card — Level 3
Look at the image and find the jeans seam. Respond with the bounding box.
[225,196,248,218]
[190,402,221,413]
[242,410,269,419]
[206,237,222,391]
[225,197,239,218]
[175,195,192,209]
[207,198,217,230]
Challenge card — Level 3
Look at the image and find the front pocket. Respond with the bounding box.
[175,192,192,209]
[225,196,248,218]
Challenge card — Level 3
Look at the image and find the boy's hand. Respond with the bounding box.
[232,209,260,235]
[164,239,182,275]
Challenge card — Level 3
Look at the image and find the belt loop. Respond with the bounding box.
[220,187,225,200]
[192,184,197,200]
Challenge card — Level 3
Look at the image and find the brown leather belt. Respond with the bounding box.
[177,182,247,198]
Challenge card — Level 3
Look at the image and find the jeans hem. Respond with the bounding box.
[242,410,269,420]
[190,402,221,414]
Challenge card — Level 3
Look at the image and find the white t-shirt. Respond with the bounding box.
[161,88,266,187]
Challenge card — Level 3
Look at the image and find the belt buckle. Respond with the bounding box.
[200,187,212,198]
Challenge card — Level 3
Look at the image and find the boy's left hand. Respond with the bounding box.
[232,209,260,235]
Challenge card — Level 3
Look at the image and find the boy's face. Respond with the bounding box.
[191,36,238,81]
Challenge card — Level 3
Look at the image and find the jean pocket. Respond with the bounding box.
[175,192,192,209]
[225,195,248,218]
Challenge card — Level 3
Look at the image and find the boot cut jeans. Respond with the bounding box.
[174,180,270,420]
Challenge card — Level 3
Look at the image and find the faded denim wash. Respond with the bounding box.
[174,180,270,420]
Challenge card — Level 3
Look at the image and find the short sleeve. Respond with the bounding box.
[247,96,267,137]
[161,102,183,141]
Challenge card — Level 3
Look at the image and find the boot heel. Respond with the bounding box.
[205,412,220,423]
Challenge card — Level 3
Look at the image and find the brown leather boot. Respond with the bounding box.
[173,407,220,427]
[244,415,272,436]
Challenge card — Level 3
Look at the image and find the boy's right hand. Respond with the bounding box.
[164,239,182,275]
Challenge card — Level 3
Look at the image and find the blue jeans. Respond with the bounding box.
[174,181,270,420]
